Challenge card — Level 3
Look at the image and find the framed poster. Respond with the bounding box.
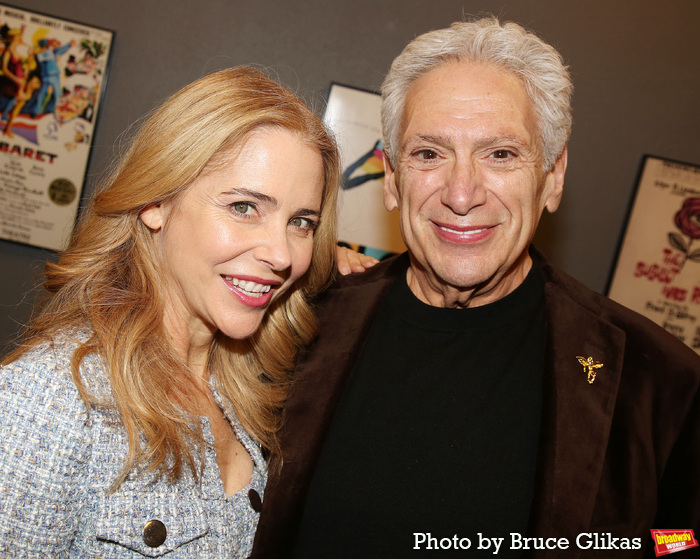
[324,83,405,259]
[607,155,700,353]
[0,3,114,250]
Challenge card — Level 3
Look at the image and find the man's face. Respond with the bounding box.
[384,60,566,308]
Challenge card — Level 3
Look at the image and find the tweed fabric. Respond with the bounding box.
[0,336,266,557]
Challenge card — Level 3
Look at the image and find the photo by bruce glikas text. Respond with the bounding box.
[413,532,642,553]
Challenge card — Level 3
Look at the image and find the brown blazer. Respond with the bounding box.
[252,250,700,558]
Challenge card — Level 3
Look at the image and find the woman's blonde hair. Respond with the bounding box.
[4,67,339,486]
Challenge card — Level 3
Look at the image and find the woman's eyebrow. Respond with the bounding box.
[223,189,320,217]
[223,188,278,208]
[296,208,321,218]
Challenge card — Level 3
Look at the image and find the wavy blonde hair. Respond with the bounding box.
[3,67,339,486]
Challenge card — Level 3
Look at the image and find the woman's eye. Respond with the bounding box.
[289,216,317,231]
[232,202,252,214]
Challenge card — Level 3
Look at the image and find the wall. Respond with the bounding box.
[2,0,699,352]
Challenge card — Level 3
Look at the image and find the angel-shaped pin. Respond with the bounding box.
[576,356,604,384]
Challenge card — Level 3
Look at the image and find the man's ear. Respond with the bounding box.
[543,146,568,214]
[139,204,165,231]
[383,152,399,212]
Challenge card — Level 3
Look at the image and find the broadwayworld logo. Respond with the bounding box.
[650,529,698,556]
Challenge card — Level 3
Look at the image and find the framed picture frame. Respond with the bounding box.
[324,82,405,259]
[607,155,700,353]
[0,3,114,250]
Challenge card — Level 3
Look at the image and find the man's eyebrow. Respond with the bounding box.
[403,133,531,151]
[473,135,528,148]
[403,133,452,148]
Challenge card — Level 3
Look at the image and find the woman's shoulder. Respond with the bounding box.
[0,330,109,411]
[2,336,77,388]
[0,334,100,555]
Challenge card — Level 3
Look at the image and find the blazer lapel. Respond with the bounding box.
[528,276,626,557]
[252,255,406,557]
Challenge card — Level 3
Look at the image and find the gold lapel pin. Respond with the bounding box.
[576,356,604,384]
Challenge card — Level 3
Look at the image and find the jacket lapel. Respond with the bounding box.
[252,255,406,557]
[528,266,626,557]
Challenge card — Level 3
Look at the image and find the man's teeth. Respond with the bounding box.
[226,277,272,297]
[439,225,488,234]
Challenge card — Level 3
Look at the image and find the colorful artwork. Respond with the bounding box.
[0,4,113,250]
[324,83,406,259]
[342,139,385,190]
[608,156,700,354]
[669,197,700,269]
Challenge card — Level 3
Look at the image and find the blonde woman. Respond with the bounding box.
[0,67,340,557]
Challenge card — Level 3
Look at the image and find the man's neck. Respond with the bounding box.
[405,253,533,309]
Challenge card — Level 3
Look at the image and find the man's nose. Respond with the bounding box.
[440,158,487,215]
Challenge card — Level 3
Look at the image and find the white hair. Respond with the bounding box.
[381,16,573,171]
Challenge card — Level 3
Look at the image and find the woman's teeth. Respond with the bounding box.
[225,276,272,297]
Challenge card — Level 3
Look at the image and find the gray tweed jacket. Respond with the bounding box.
[0,335,266,557]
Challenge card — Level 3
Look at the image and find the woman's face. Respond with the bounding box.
[140,127,325,350]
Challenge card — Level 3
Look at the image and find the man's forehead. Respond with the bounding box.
[405,59,530,113]
[398,60,539,150]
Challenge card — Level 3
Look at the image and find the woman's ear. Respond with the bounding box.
[139,204,165,231]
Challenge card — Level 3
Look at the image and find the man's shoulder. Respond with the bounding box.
[338,252,407,286]
[319,252,408,302]
[537,251,700,374]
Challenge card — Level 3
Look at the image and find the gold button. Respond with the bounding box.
[143,519,167,548]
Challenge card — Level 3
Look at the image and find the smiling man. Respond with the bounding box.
[384,59,565,309]
[252,17,700,558]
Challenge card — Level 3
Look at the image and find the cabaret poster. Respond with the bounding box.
[608,156,700,354]
[324,83,405,259]
[0,4,113,250]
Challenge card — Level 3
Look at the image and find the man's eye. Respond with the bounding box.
[415,149,439,160]
[491,149,515,159]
